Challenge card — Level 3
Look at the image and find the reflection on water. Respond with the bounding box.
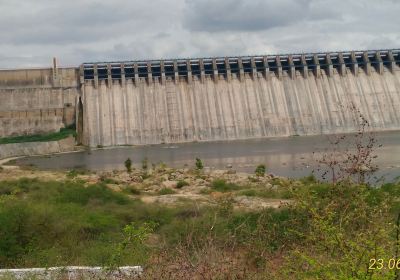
[13,131,400,183]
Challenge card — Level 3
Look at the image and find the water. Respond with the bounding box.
[13,131,400,183]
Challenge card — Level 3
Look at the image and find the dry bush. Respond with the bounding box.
[314,104,379,185]
[139,242,252,280]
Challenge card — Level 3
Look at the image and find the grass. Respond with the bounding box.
[0,128,75,144]
[66,169,90,178]
[1,175,399,279]
[238,187,292,199]
[0,178,184,268]
[100,177,120,184]
[210,179,241,192]
[158,188,176,195]
[176,180,189,189]
[123,185,141,195]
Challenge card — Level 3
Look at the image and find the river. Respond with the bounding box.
[12,131,400,184]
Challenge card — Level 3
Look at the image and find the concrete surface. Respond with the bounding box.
[0,136,76,160]
[82,67,400,146]
[0,266,142,279]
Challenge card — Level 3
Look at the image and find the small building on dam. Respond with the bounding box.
[0,49,400,147]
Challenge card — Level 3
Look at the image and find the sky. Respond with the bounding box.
[0,0,399,68]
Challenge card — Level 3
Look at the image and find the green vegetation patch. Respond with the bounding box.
[158,188,176,195]
[210,179,241,192]
[1,174,400,279]
[238,187,292,199]
[0,128,75,144]
[0,178,177,268]
[176,180,189,189]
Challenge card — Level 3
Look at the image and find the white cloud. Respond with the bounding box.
[0,0,399,68]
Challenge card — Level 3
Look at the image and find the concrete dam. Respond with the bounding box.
[1,49,400,147]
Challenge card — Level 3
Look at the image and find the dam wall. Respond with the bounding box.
[0,65,79,137]
[1,49,399,147]
[81,50,400,147]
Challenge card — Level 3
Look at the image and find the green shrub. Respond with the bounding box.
[176,180,189,189]
[158,188,176,195]
[238,189,257,197]
[300,174,317,184]
[124,158,132,173]
[195,158,204,170]
[141,172,151,180]
[255,164,266,177]
[100,177,119,184]
[211,179,241,192]
[124,186,141,195]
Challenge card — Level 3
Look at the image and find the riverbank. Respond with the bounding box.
[0,162,291,210]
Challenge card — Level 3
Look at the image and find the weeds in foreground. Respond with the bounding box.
[314,104,379,185]
[108,222,157,270]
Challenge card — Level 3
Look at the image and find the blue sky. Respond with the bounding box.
[0,0,399,68]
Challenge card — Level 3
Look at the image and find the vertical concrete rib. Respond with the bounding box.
[338,53,346,76]
[363,52,371,75]
[160,60,166,85]
[93,64,99,89]
[326,54,333,77]
[251,57,257,79]
[313,54,320,78]
[121,63,126,87]
[275,56,282,79]
[350,52,358,76]
[388,50,396,73]
[225,58,231,81]
[134,63,139,85]
[173,61,179,84]
[288,55,295,79]
[186,60,192,84]
[375,51,384,75]
[107,64,112,88]
[147,62,152,84]
[79,65,84,85]
[263,56,270,79]
[199,59,205,83]
[238,58,244,81]
[212,59,218,82]
[301,55,308,78]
